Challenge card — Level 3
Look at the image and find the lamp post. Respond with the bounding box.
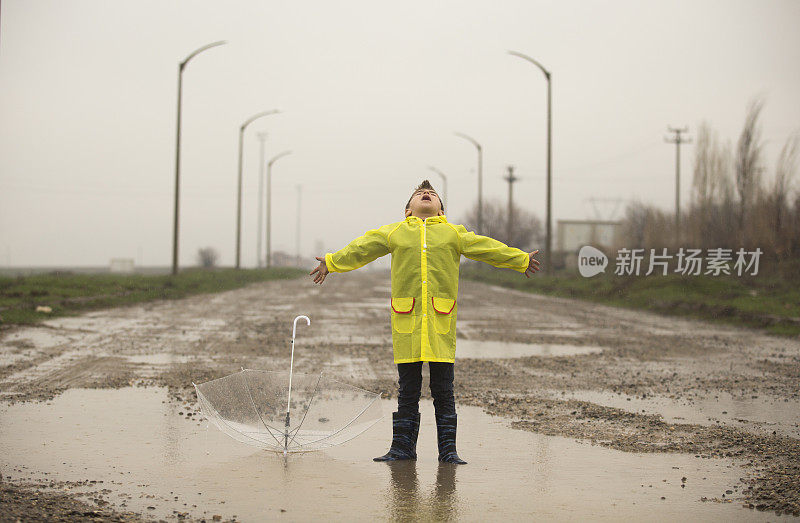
[508,50,552,275]
[266,150,292,268]
[256,132,268,267]
[453,132,483,234]
[427,166,448,212]
[172,40,226,276]
[235,110,280,269]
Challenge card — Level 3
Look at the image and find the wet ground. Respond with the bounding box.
[1,270,799,520]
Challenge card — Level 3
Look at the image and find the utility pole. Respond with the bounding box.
[256,132,268,268]
[503,165,519,244]
[665,127,691,245]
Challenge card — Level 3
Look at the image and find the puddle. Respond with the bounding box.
[545,389,800,439]
[0,388,778,521]
[456,340,604,359]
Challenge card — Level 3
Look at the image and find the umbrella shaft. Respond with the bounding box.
[287,339,295,414]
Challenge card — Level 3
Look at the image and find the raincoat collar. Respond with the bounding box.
[405,214,448,225]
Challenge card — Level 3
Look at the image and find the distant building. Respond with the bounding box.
[109,258,135,274]
[557,220,622,269]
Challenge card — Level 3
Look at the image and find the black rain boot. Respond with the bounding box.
[374,411,421,462]
[435,412,467,464]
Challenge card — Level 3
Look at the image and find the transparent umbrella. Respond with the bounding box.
[194,315,383,455]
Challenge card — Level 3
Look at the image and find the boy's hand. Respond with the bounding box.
[524,250,541,278]
[310,256,329,284]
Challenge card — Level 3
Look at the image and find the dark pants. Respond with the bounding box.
[397,361,455,417]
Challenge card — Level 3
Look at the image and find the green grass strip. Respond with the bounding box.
[461,264,800,338]
[0,267,306,326]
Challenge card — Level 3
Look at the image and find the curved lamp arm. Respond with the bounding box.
[181,40,227,69]
[268,150,293,167]
[508,50,551,79]
[454,131,482,151]
[427,165,446,179]
[241,110,281,132]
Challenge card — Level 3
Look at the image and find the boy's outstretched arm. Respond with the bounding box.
[309,223,396,285]
[454,224,542,276]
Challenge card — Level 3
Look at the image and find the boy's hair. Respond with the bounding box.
[405,180,444,212]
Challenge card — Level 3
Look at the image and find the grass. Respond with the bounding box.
[461,261,800,338]
[0,267,306,326]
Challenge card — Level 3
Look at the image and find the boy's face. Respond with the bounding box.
[405,188,444,218]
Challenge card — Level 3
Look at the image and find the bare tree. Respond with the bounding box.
[770,132,799,256]
[621,200,650,249]
[690,122,736,248]
[735,98,765,240]
[620,98,799,267]
[460,198,543,251]
[197,247,219,269]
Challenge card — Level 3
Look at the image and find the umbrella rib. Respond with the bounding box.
[195,386,281,449]
[240,370,285,447]
[288,393,382,449]
[286,373,323,447]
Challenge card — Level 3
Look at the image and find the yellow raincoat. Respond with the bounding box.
[325,215,530,363]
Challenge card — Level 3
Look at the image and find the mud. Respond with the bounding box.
[1,270,799,519]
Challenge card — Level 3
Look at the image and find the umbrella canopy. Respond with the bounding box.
[193,316,383,454]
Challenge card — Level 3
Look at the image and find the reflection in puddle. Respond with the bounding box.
[0,388,771,521]
[545,389,800,439]
[456,339,604,359]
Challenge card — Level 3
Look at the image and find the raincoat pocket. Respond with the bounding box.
[391,297,415,334]
[431,297,455,334]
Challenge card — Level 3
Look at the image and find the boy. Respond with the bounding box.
[309,180,540,464]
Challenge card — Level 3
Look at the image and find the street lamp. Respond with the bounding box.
[266,150,292,268]
[172,40,226,276]
[256,132,268,267]
[508,50,552,275]
[453,132,483,234]
[235,110,280,269]
[427,166,448,213]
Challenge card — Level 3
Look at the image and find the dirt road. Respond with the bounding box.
[1,270,798,519]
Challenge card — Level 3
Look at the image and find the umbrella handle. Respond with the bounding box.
[286,315,311,438]
[292,315,311,340]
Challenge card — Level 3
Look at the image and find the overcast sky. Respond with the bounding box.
[1,0,799,268]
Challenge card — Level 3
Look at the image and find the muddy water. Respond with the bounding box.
[0,387,778,521]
